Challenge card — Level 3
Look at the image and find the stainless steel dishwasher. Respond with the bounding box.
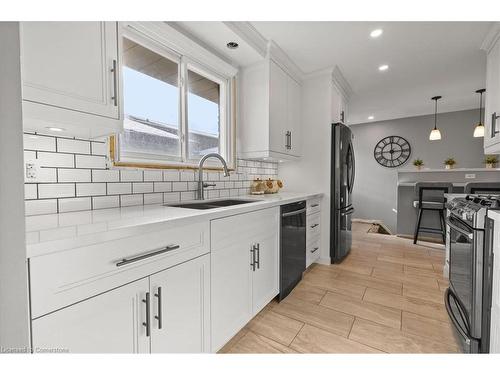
[279,201,307,301]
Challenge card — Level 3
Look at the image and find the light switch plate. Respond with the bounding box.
[465,173,476,179]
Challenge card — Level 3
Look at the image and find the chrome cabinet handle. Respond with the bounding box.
[111,59,118,107]
[289,131,292,149]
[311,247,319,253]
[255,243,260,270]
[116,244,180,267]
[493,112,500,136]
[285,131,291,149]
[310,223,319,228]
[154,287,162,330]
[142,292,151,337]
[250,245,256,271]
[310,204,319,208]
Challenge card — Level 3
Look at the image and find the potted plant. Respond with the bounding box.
[413,159,424,170]
[485,155,498,169]
[444,157,456,170]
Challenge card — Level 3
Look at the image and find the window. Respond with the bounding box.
[117,33,233,168]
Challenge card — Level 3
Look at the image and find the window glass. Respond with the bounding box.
[187,69,221,160]
[120,38,181,159]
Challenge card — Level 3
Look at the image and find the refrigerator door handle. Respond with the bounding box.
[348,140,355,194]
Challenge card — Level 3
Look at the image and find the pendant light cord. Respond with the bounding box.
[479,91,483,125]
[434,98,438,130]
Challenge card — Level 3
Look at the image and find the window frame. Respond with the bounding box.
[114,25,236,170]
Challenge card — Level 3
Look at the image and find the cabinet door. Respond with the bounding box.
[269,60,289,155]
[251,229,279,314]
[485,40,500,150]
[287,76,302,157]
[31,278,149,353]
[149,254,210,353]
[20,22,119,119]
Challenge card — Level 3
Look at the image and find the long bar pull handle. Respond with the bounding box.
[281,208,307,218]
[116,244,180,267]
[311,247,319,253]
[255,243,260,270]
[310,224,319,229]
[493,112,500,136]
[154,287,162,330]
[250,245,256,271]
[142,292,151,337]
[310,204,319,208]
[111,59,118,107]
[289,131,292,150]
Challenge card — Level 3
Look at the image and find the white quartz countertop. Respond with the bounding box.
[25,192,322,258]
[398,168,500,173]
[488,209,500,221]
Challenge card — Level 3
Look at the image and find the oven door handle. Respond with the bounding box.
[446,218,474,240]
[444,288,472,345]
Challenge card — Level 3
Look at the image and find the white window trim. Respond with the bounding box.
[115,22,237,169]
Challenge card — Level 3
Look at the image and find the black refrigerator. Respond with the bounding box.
[330,122,355,263]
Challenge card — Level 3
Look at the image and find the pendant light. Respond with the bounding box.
[429,96,442,141]
[473,89,486,138]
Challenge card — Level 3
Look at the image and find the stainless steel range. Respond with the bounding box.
[445,195,497,353]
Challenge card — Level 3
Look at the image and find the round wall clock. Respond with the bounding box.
[373,136,411,168]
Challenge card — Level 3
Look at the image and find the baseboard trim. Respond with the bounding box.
[316,257,331,265]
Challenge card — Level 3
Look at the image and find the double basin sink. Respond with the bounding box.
[166,199,260,210]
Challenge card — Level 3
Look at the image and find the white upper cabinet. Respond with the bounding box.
[483,24,500,153]
[239,58,302,161]
[20,22,122,139]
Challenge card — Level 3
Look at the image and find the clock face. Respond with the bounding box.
[373,136,411,168]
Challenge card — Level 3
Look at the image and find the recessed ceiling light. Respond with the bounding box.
[368,116,374,120]
[226,42,239,50]
[45,126,65,132]
[370,29,383,38]
[378,64,389,71]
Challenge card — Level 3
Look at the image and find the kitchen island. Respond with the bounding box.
[397,168,500,238]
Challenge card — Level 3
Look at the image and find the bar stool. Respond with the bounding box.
[413,182,453,244]
[464,182,500,195]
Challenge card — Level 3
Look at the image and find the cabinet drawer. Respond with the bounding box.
[306,239,320,268]
[307,198,321,215]
[30,220,209,318]
[307,212,321,240]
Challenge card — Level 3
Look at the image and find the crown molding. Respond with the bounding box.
[267,40,304,83]
[481,22,500,53]
[332,66,353,101]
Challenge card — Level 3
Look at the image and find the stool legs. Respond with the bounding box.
[413,208,423,244]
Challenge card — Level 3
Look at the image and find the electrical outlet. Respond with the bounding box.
[25,160,39,181]
[465,173,476,179]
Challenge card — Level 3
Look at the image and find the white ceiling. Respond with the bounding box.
[175,21,493,125]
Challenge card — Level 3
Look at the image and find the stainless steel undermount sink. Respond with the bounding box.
[166,199,260,210]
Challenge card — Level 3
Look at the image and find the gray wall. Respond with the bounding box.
[350,109,485,233]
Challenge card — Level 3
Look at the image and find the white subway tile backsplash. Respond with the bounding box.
[25,184,38,200]
[120,170,143,181]
[120,194,143,207]
[37,152,74,168]
[25,199,58,216]
[154,182,172,193]
[92,195,120,209]
[38,183,75,199]
[91,141,108,156]
[144,193,163,205]
[132,182,153,194]
[107,182,132,195]
[24,134,56,152]
[58,168,91,183]
[58,197,92,213]
[57,138,90,154]
[23,132,278,214]
[92,169,119,182]
[76,183,106,197]
[143,170,163,181]
[75,155,106,169]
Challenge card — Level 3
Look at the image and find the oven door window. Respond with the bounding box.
[448,217,474,319]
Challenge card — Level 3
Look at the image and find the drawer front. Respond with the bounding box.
[307,212,321,240]
[307,198,321,215]
[30,220,209,318]
[306,239,320,268]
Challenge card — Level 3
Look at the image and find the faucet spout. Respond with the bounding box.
[197,153,230,200]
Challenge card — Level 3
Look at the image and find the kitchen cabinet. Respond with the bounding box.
[210,207,279,352]
[149,254,210,353]
[332,82,348,124]
[306,198,321,267]
[20,22,122,139]
[32,278,150,353]
[31,253,210,353]
[483,26,500,153]
[239,58,302,161]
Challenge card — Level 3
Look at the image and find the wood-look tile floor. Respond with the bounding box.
[219,224,460,354]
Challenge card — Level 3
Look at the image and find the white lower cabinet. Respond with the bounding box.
[210,207,279,352]
[31,254,210,353]
[32,278,150,353]
[306,198,322,267]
